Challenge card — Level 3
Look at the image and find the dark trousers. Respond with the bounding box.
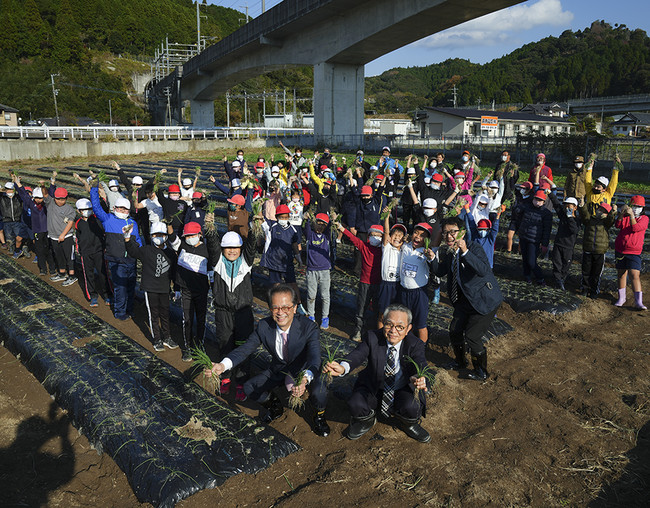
[79,250,110,300]
[348,385,421,419]
[355,281,379,333]
[245,368,328,409]
[144,291,170,343]
[52,236,75,272]
[520,238,543,281]
[108,261,136,319]
[402,204,416,232]
[449,299,496,356]
[181,288,208,350]
[552,244,574,283]
[582,252,605,295]
[214,306,254,382]
[353,231,368,274]
[33,232,56,274]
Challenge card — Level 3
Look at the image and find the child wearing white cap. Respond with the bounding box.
[178,167,199,203]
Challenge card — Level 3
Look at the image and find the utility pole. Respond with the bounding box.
[261,0,265,13]
[226,91,230,129]
[263,89,266,119]
[50,74,60,126]
[240,4,249,23]
[196,1,201,51]
[244,91,248,125]
[293,88,296,124]
[109,99,112,126]
[448,85,457,108]
[283,88,286,116]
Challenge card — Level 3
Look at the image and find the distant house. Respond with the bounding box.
[413,106,572,138]
[0,103,19,127]
[520,102,568,118]
[612,112,650,136]
[39,116,106,127]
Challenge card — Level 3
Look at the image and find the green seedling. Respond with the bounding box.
[380,197,399,221]
[284,370,307,410]
[404,356,437,400]
[97,170,111,183]
[191,346,221,394]
[322,343,345,385]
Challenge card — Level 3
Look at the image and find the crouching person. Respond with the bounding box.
[206,284,329,436]
[324,304,431,443]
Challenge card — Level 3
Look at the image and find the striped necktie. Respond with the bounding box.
[380,346,397,417]
[451,252,459,303]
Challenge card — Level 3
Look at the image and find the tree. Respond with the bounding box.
[52,0,83,64]
[22,0,51,58]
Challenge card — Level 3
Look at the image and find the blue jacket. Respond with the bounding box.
[90,187,142,262]
[17,185,47,232]
[465,213,499,268]
[261,221,298,272]
[509,201,552,246]
[304,220,334,271]
[353,192,382,233]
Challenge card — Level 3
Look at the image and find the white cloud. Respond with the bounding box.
[417,0,574,50]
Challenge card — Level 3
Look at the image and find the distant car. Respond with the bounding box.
[25,120,41,126]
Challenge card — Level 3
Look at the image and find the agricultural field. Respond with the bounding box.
[0,155,648,507]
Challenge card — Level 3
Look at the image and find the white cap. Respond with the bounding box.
[423,198,437,209]
[76,198,92,210]
[231,160,241,168]
[32,187,43,198]
[596,176,609,187]
[132,176,144,185]
[108,179,119,188]
[150,222,167,235]
[488,180,500,189]
[382,146,390,152]
[370,165,378,171]
[406,167,416,175]
[182,178,192,186]
[232,178,241,188]
[564,197,578,206]
[478,195,489,204]
[271,166,280,174]
[5,182,14,189]
[221,231,243,248]
[115,197,131,210]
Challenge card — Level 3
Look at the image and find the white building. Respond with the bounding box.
[414,106,573,138]
[612,112,650,136]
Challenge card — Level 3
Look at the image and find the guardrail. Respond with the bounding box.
[0,126,313,141]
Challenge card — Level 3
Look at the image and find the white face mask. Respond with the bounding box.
[368,236,381,247]
[478,230,488,238]
[575,163,583,169]
[519,189,527,196]
[632,206,643,217]
[296,152,302,158]
[152,236,166,246]
[501,155,508,162]
[292,197,300,203]
[80,209,92,218]
[423,209,435,217]
[566,209,574,218]
[186,236,200,246]
[278,219,289,228]
[533,200,544,208]
[109,186,119,192]
[237,155,244,161]
[429,161,437,169]
[430,183,440,190]
[462,155,469,162]
[6,192,14,198]
[114,211,129,220]
[456,178,465,185]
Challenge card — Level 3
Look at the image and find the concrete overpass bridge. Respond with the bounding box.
[147,0,523,137]
[568,94,650,116]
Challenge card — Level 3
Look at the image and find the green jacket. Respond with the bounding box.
[579,204,616,254]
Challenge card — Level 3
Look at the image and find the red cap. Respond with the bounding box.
[415,222,433,236]
[324,179,334,185]
[183,222,202,236]
[455,172,466,179]
[24,186,33,192]
[539,182,551,190]
[319,165,329,171]
[168,184,180,193]
[315,213,330,224]
[275,204,290,216]
[534,190,547,201]
[53,187,68,198]
[255,162,265,169]
[368,224,384,235]
[519,181,533,190]
[375,174,385,181]
[631,195,645,207]
[431,173,444,183]
[227,194,245,206]
[477,219,492,229]
[598,202,612,213]
[361,185,373,196]
[462,150,470,155]
[390,223,407,235]
[192,191,203,199]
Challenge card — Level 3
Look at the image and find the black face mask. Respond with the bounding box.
[322,187,330,195]
[362,197,372,204]
[592,188,602,195]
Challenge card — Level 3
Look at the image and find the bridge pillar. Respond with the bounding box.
[190,100,215,128]
[313,62,364,141]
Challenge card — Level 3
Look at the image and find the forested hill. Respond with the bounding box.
[0,0,241,124]
[366,21,650,114]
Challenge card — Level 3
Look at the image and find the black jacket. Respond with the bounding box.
[157,189,188,235]
[548,193,580,249]
[126,239,176,293]
[170,230,219,293]
[0,193,23,223]
[74,216,105,256]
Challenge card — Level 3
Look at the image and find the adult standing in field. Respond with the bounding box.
[613,196,648,310]
[564,155,587,202]
[527,153,553,184]
[495,150,519,203]
[206,284,329,436]
[433,217,503,381]
[324,304,431,443]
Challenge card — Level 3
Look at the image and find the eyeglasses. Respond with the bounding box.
[443,230,460,237]
[383,322,406,332]
[271,305,295,313]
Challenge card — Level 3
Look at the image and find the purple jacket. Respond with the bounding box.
[304,220,334,271]
[17,185,48,233]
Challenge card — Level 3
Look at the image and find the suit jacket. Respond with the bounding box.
[433,240,503,315]
[345,329,428,408]
[228,314,321,379]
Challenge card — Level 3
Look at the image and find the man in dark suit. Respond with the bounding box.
[433,217,503,381]
[324,304,431,443]
[208,284,329,436]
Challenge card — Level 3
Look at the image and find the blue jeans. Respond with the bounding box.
[108,261,136,319]
[520,239,543,281]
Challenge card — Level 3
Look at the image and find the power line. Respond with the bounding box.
[60,82,144,98]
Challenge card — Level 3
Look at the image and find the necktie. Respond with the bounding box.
[281,331,289,361]
[380,346,397,418]
[450,252,459,303]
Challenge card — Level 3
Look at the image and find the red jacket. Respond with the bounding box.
[614,214,649,255]
[343,229,381,284]
[528,165,553,183]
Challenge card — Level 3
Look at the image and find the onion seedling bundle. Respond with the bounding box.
[285,370,307,410]
[322,343,344,386]
[204,200,218,232]
[191,346,221,394]
[380,198,399,221]
[404,356,436,400]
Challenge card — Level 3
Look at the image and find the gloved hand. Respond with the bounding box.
[173,291,181,302]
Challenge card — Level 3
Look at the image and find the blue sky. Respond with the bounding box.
[209,0,650,76]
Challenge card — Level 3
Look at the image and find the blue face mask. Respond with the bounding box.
[478,230,488,238]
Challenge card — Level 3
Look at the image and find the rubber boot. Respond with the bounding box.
[260,392,284,424]
[395,414,431,443]
[312,409,330,437]
[614,288,626,307]
[346,410,376,440]
[467,352,489,381]
[634,292,647,311]
[445,345,467,370]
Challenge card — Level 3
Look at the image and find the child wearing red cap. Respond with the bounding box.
[398,222,436,343]
[613,196,648,309]
[46,172,78,286]
[304,212,335,329]
[158,184,188,237]
[226,193,250,239]
[579,201,617,298]
[184,191,207,231]
[377,215,406,323]
[351,184,382,275]
[336,222,383,341]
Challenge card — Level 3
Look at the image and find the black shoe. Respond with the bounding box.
[313,410,330,437]
[346,410,376,440]
[467,352,489,381]
[260,393,284,424]
[445,345,467,370]
[555,279,565,290]
[153,340,165,352]
[181,349,193,362]
[163,338,179,350]
[395,415,431,443]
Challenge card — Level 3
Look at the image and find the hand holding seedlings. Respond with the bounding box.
[323,361,345,377]
[291,377,308,398]
[410,375,428,392]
